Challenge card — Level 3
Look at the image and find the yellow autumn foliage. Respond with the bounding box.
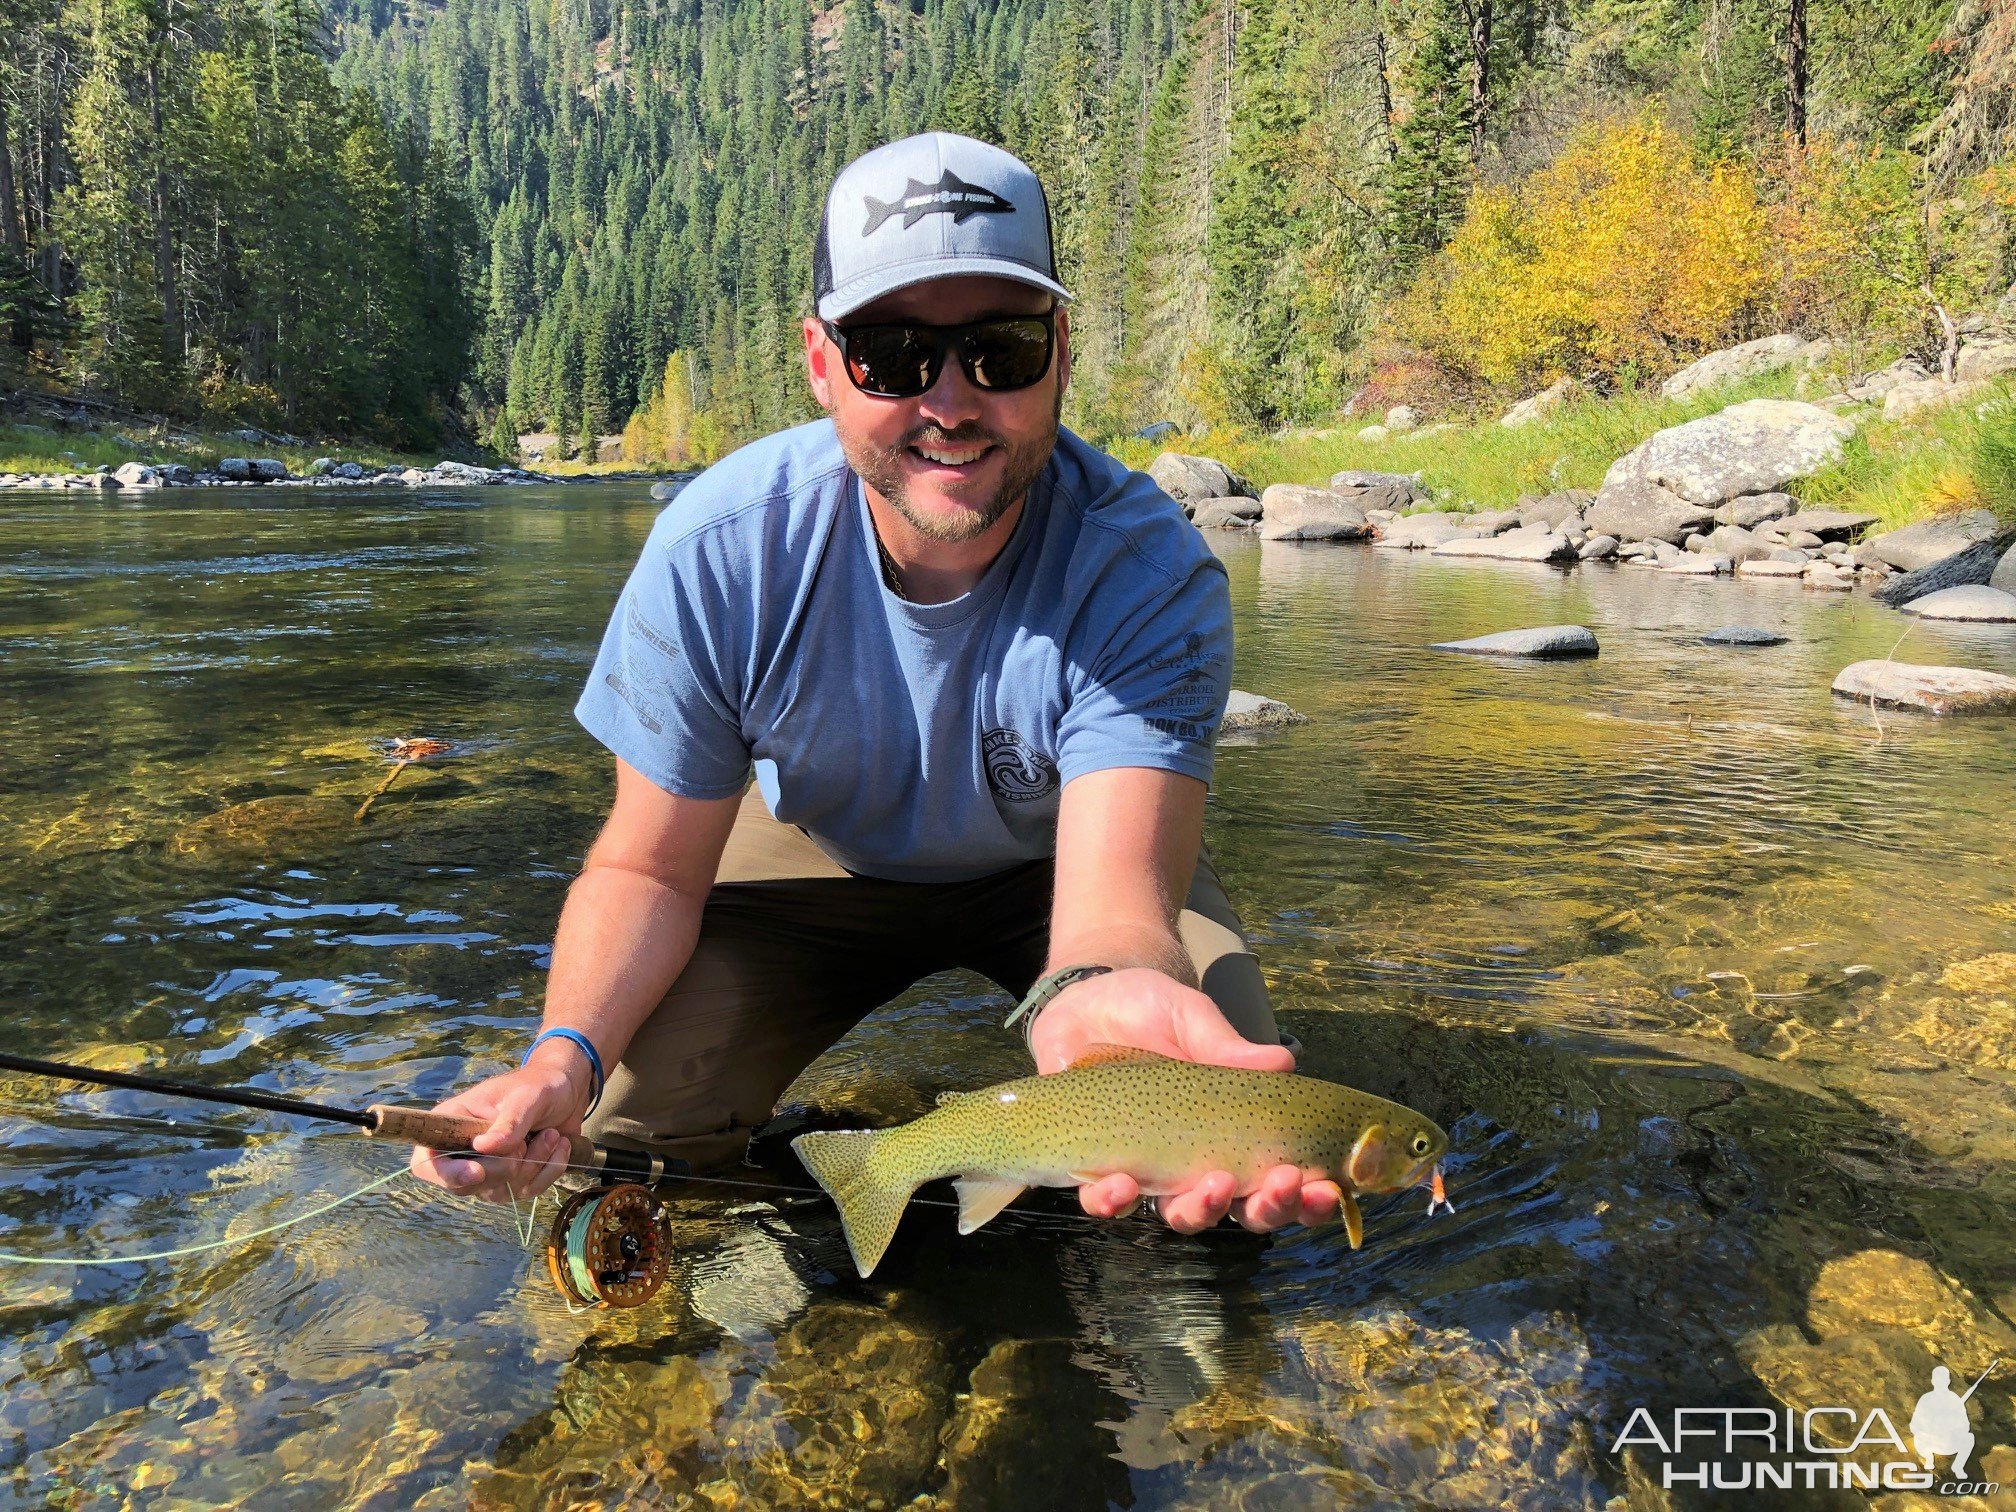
[1406,116,1774,388]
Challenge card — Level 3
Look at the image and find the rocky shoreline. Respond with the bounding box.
[0,456,568,490]
[1152,338,2016,628]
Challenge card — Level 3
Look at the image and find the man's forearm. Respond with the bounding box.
[532,863,709,1096]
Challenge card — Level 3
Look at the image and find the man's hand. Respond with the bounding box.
[405,1048,588,1204]
[1029,966,1342,1235]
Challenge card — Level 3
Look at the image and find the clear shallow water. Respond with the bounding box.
[3,488,2015,1509]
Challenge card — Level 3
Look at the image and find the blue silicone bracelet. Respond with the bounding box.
[522,1028,604,1116]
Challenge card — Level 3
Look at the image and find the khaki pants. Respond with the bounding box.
[583,788,1279,1167]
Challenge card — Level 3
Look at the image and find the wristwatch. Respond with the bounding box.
[1002,963,1114,1047]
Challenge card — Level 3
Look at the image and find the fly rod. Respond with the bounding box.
[0,1049,671,1185]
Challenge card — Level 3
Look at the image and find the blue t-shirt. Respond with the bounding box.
[574,417,1232,882]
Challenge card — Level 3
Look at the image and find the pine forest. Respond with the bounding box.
[1,0,2009,459]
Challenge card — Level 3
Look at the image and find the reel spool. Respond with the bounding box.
[545,1182,670,1309]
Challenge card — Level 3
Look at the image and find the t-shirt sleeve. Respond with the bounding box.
[573,524,752,799]
[1055,561,1233,788]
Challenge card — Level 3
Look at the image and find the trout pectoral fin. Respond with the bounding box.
[953,1176,1027,1235]
[1340,1191,1363,1251]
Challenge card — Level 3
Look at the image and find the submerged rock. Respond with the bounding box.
[1701,626,1788,646]
[1221,690,1307,731]
[1735,558,1807,578]
[1832,661,2016,715]
[1431,625,1599,658]
[1898,584,2016,620]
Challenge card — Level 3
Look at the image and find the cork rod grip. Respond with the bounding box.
[365,1105,598,1170]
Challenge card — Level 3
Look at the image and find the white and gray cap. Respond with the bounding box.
[813,132,1073,323]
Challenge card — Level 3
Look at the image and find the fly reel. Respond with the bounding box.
[544,1182,670,1309]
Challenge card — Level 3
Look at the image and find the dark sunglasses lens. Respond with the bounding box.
[843,326,938,396]
[960,319,1052,390]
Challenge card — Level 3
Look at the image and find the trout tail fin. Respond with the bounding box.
[791,1129,922,1278]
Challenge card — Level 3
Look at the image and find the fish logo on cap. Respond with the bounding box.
[863,169,1016,235]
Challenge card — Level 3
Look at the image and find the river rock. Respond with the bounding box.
[1706,524,1774,564]
[158,463,195,485]
[1702,626,1788,646]
[1191,496,1262,528]
[1874,533,2013,605]
[1221,690,1308,731]
[306,456,336,476]
[1463,508,1520,534]
[1663,552,1733,575]
[1149,451,1244,509]
[1384,404,1421,433]
[112,462,159,488]
[1432,531,1577,563]
[1431,625,1599,658]
[1375,512,1481,550]
[1899,584,2016,621]
[1883,377,1985,420]
[1956,336,2016,383]
[1517,489,1594,528]
[1714,492,1797,528]
[648,479,683,501]
[1659,333,1819,399]
[1862,508,2000,571]
[329,461,364,480]
[1805,561,1855,590]
[1599,399,1855,507]
[1258,485,1371,541]
[1356,423,1390,442]
[218,456,253,481]
[246,457,287,482]
[1584,478,1716,544]
[1329,468,1423,501]
[1844,357,1930,401]
[1995,542,2016,594]
[1778,508,1879,541]
[1736,558,1808,577]
[1499,377,1577,427]
[1578,534,1619,560]
[1832,661,2016,714]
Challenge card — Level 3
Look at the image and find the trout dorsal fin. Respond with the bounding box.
[1064,1043,1171,1070]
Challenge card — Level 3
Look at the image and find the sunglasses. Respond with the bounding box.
[820,309,1056,398]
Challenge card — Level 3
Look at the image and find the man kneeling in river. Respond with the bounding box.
[411,132,1339,1238]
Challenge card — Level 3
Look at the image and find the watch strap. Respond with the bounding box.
[1003,963,1114,1044]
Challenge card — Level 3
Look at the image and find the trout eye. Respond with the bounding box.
[1411,1134,1431,1155]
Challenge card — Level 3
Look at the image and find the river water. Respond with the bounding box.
[2,484,2014,1510]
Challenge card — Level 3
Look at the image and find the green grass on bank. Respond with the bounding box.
[0,418,444,479]
[1106,369,2016,531]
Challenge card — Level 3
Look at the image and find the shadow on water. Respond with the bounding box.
[4,496,2016,1508]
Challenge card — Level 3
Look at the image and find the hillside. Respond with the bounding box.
[1,0,2009,465]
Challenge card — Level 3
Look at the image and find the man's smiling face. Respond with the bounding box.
[804,275,1071,544]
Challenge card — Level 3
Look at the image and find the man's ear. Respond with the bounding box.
[804,316,834,410]
[1055,307,1071,395]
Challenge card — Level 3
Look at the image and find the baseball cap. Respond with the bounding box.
[813,132,1074,323]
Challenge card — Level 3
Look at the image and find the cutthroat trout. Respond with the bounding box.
[791,1044,1449,1277]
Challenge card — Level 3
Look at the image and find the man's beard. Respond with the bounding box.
[839,387,1062,544]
